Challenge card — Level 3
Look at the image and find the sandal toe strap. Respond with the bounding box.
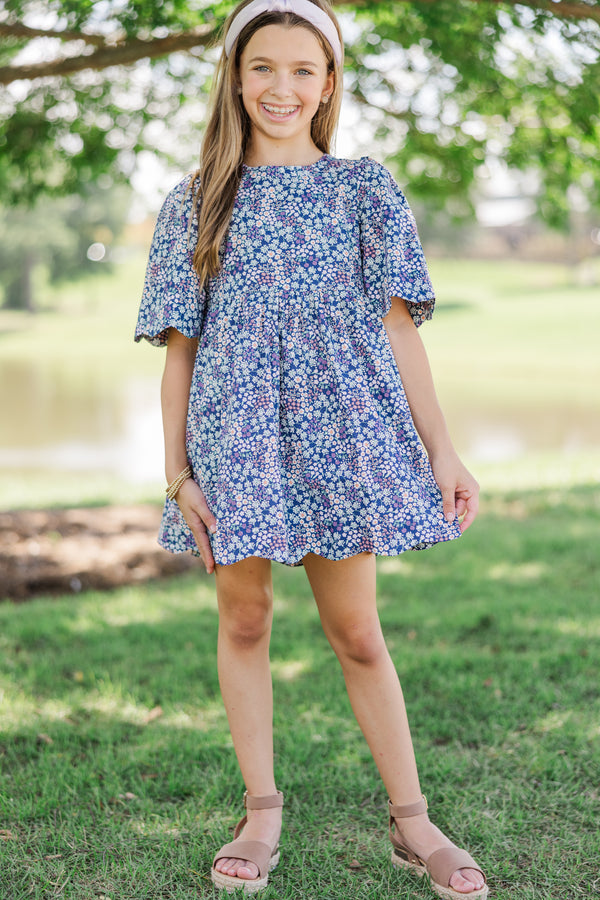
[427,846,486,888]
[212,839,274,880]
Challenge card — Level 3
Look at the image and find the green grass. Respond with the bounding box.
[0,255,157,379]
[0,469,162,511]
[1,482,599,898]
[1,255,599,895]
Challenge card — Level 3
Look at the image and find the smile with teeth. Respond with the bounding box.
[261,103,299,117]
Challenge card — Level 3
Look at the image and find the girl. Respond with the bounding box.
[135,1,487,897]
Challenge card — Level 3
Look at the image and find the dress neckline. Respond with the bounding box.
[242,153,330,172]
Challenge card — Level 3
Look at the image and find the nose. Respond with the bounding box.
[270,70,293,98]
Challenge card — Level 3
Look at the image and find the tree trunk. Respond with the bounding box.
[4,252,36,312]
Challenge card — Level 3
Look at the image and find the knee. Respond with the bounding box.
[330,620,386,666]
[219,587,272,649]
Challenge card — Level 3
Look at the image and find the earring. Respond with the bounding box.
[321,95,329,104]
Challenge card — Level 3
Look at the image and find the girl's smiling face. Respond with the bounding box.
[238,24,334,161]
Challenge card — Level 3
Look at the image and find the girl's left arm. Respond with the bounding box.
[383,296,479,531]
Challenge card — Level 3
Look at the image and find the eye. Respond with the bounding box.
[253,65,270,73]
[296,68,313,76]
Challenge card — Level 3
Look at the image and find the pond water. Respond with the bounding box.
[0,362,163,483]
[0,360,598,484]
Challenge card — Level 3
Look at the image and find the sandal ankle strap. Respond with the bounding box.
[244,790,284,810]
[388,794,428,819]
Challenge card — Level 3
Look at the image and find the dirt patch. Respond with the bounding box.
[0,505,200,602]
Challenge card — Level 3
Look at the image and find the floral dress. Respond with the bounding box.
[135,154,461,565]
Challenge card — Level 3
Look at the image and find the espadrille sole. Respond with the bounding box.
[211,790,284,895]
[211,850,280,894]
[392,850,489,900]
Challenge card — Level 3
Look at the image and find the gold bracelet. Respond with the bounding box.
[166,465,192,501]
[166,465,192,500]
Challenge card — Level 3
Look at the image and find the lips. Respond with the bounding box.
[261,103,299,119]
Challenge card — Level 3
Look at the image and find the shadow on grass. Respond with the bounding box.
[0,482,598,898]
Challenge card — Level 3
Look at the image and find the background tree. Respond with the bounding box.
[347,1,600,227]
[1,1,599,221]
[0,182,131,310]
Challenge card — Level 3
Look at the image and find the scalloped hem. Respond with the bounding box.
[156,525,461,568]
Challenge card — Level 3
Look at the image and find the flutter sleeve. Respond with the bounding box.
[135,175,206,347]
[358,157,435,327]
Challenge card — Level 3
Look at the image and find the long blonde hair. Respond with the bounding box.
[190,0,344,287]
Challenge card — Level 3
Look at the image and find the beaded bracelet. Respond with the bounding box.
[166,465,192,501]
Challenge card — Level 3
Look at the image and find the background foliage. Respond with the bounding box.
[1,0,599,222]
[0,182,130,310]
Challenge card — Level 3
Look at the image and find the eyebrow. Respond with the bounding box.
[247,56,319,66]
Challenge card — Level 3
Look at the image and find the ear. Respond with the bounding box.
[323,70,334,100]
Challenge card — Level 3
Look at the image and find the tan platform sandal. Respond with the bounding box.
[389,795,488,900]
[211,790,283,894]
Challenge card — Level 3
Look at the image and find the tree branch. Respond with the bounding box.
[0,26,215,85]
[0,21,107,46]
[0,0,597,87]
[472,0,600,24]
[340,0,600,24]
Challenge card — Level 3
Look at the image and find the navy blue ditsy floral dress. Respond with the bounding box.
[135,154,461,565]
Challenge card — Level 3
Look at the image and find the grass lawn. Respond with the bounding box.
[1,481,599,899]
[1,255,599,896]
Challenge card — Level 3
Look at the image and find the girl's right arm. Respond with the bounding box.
[162,328,217,573]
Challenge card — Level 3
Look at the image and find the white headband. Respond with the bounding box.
[224,0,343,66]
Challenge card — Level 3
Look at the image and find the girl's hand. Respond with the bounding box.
[174,478,217,573]
[430,452,480,533]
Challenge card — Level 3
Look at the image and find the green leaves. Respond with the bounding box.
[349,0,600,227]
[1,1,599,227]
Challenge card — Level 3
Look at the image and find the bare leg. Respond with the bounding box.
[212,556,282,881]
[303,552,485,894]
